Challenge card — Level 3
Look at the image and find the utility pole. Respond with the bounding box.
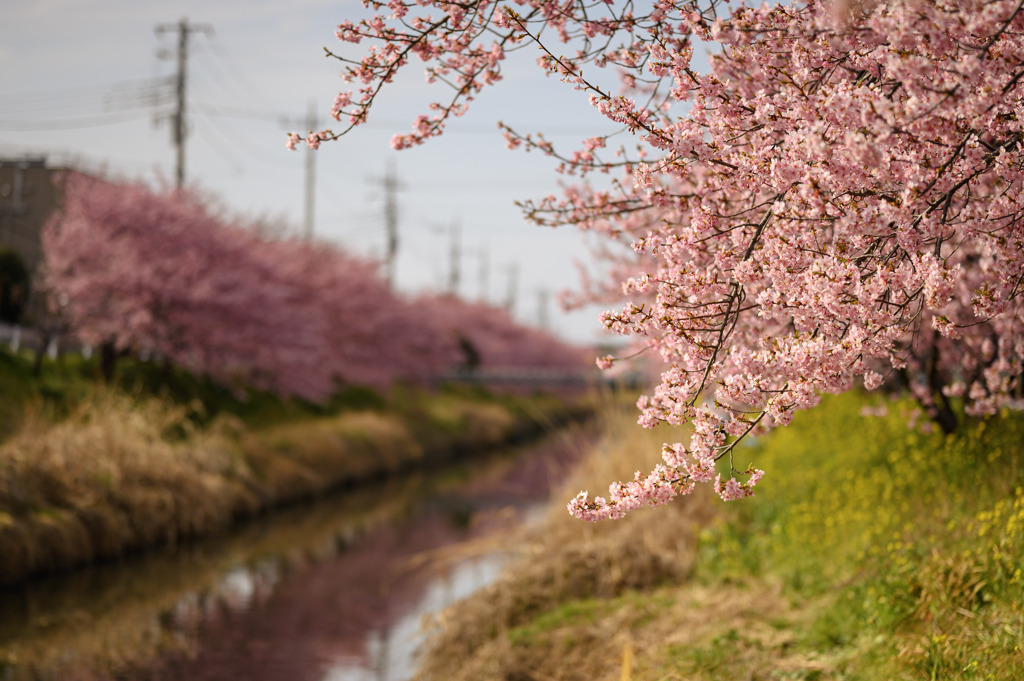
[302,101,317,240]
[504,263,519,314]
[447,221,461,295]
[369,161,402,288]
[537,287,550,330]
[278,101,319,240]
[477,245,490,303]
[155,18,212,189]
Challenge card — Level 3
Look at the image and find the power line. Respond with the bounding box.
[206,36,279,107]
[191,106,287,167]
[191,44,251,102]
[0,110,153,131]
[0,76,171,111]
[192,116,247,175]
[190,102,288,124]
[0,75,172,130]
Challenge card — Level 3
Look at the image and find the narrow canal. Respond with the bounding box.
[0,424,593,681]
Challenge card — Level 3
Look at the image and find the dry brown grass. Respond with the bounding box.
[0,390,257,583]
[413,393,726,681]
[240,411,422,499]
[0,387,581,585]
[239,397,526,500]
[422,580,816,681]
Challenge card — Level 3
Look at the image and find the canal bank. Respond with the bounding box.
[0,421,596,681]
[0,386,593,587]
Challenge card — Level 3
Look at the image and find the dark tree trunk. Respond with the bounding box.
[931,396,959,435]
[31,329,50,377]
[926,343,959,435]
[99,341,118,382]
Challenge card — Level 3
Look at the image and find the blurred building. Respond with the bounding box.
[0,157,60,280]
[0,156,74,343]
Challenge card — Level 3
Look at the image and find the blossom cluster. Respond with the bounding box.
[316,0,1024,520]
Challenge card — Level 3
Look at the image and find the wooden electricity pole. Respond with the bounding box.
[369,161,403,288]
[155,18,212,189]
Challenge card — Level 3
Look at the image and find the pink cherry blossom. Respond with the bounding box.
[306,0,1024,519]
[42,174,588,402]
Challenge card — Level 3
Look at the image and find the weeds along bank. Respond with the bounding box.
[0,352,592,586]
[415,393,1024,681]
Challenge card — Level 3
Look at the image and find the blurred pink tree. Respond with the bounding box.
[43,174,586,402]
[43,174,337,399]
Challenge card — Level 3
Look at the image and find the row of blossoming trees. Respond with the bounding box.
[308,0,1024,519]
[41,173,590,403]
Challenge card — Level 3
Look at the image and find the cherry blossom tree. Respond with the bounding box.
[42,174,586,403]
[42,175,459,400]
[307,0,1024,519]
[43,174,333,399]
[278,242,461,390]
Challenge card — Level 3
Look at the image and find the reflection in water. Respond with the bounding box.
[320,556,502,681]
[0,426,590,681]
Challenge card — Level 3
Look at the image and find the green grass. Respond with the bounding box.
[506,590,676,648]
[0,348,90,440]
[410,391,1024,681]
[0,348,304,439]
[694,392,1024,680]
[0,345,402,444]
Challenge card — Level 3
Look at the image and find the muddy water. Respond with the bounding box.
[0,426,591,681]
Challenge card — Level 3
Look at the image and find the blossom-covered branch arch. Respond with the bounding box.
[305,0,1024,520]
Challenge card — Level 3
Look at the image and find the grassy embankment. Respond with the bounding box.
[0,349,591,586]
[415,391,1024,680]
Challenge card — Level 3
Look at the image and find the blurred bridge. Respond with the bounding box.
[434,367,646,393]
[436,367,600,390]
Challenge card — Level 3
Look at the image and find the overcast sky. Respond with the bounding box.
[0,0,640,346]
